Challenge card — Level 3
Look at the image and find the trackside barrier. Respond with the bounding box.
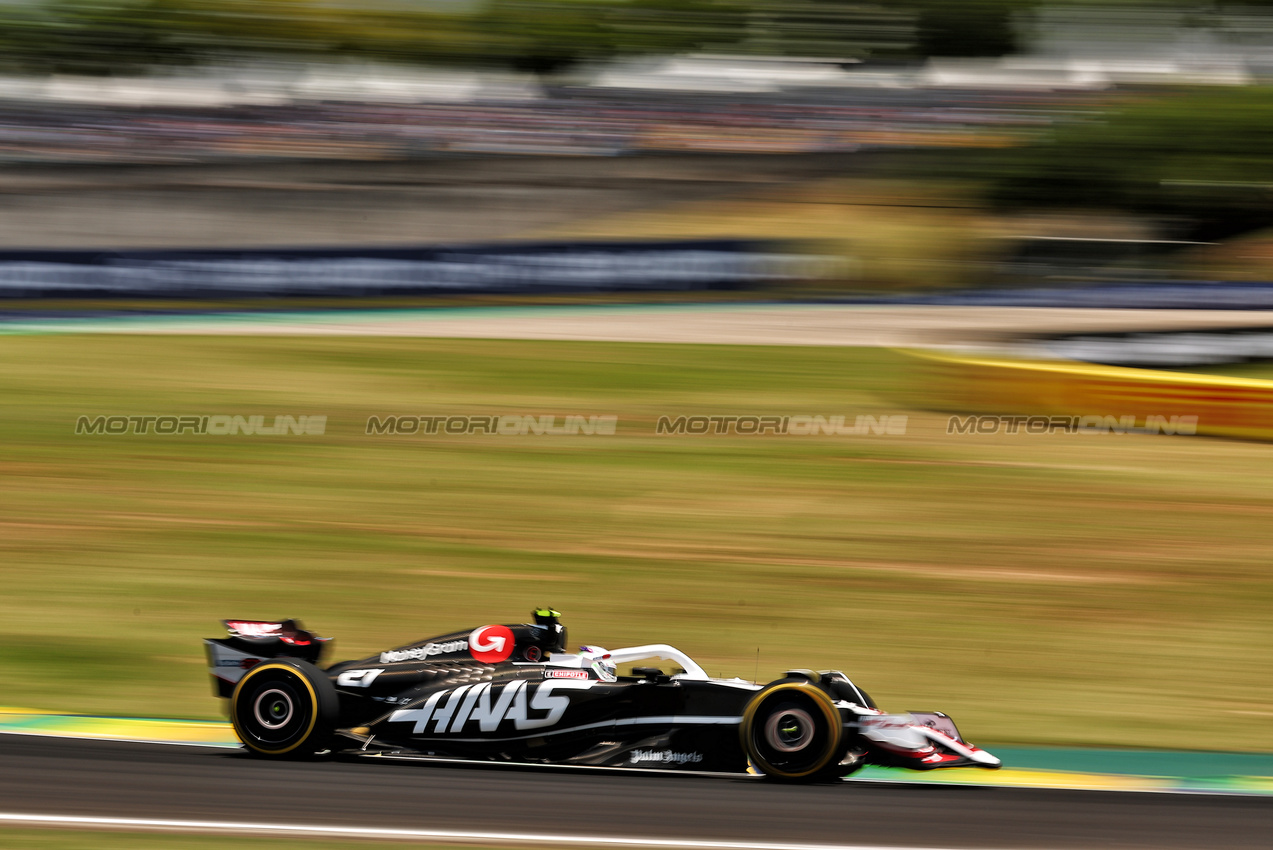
[897,348,1273,442]
[877,281,1273,310]
[0,240,844,298]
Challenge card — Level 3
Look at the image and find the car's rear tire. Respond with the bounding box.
[741,679,844,782]
[231,659,338,758]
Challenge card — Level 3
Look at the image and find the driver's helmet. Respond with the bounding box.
[532,607,567,654]
[579,645,617,682]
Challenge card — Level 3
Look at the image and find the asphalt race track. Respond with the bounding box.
[0,735,1268,849]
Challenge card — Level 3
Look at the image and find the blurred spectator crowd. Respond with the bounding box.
[0,89,1051,164]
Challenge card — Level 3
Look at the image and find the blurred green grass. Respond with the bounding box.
[1185,362,1273,381]
[1,335,1271,750]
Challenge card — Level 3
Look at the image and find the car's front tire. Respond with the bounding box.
[231,659,338,758]
[741,679,845,782]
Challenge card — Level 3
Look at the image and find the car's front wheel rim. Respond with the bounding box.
[765,708,815,752]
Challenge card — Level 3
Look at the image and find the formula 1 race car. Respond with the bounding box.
[204,609,1000,781]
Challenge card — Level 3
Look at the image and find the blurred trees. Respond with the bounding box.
[733,2,913,60]
[0,1,191,74]
[990,87,1273,242]
[472,0,751,75]
[6,2,1266,77]
[0,1,486,73]
[0,0,751,74]
[0,0,1040,75]
[914,1,1020,57]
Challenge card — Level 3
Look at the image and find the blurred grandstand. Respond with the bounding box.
[0,80,1048,164]
[2,2,1273,288]
[1,1,1270,164]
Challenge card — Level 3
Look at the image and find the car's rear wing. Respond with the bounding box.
[204,618,330,698]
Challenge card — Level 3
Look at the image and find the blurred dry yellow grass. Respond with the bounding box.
[0,334,1271,750]
[1177,229,1273,281]
[527,178,1000,290]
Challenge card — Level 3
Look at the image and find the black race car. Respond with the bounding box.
[204,609,1000,781]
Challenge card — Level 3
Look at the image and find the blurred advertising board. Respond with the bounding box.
[0,240,842,298]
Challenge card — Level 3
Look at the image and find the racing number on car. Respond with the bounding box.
[469,624,514,663]
[336,668,385,688]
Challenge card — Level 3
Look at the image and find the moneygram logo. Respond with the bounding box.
[379,639,469,664]
[469,624,515,663]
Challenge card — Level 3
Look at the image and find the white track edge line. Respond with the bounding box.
[0,813,1003,850]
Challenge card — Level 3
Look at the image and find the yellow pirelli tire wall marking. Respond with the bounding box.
[740,681,843,780]
[897,348,1273,442]
[231,662,320,756]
